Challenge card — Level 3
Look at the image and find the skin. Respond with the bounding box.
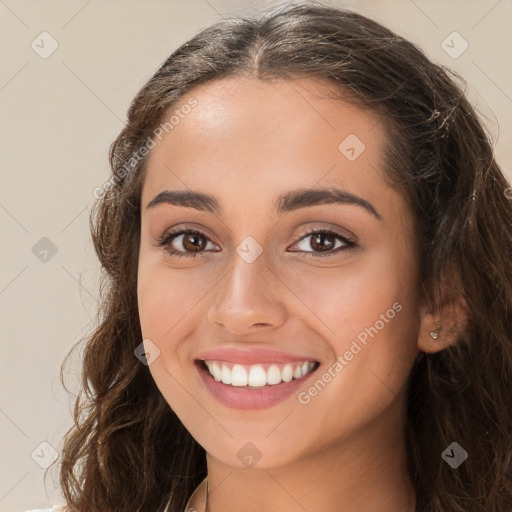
[137,76,462,512]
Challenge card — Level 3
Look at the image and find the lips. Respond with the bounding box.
[196,347,318,365]
[194,347,320,409]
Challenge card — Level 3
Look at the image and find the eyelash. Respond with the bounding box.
[156,227,358,259]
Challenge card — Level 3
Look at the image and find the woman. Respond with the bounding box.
[27,3,512,512]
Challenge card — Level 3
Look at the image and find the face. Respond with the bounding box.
[137,76,422,469]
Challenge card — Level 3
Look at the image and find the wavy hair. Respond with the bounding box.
[58,4,512,511]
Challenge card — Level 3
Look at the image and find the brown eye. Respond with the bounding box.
[289,228,357,257]
[158,229,219,258]
[309,232,337,252]
[181,232,207,252]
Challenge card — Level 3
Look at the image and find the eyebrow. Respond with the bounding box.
[146,187,382,221]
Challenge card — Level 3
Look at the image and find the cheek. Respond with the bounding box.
[281,248,419,351]
[136,253,214,418]
[289,249,420,432]
[137,248,215,344]
[289,247,418,371]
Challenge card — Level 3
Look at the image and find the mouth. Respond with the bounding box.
[195,359,320,389]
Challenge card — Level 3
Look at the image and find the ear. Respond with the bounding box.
[417,280,469,354]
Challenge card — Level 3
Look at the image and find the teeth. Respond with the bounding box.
[248,365,267,387]
[281,364,293,383]
[267,364,282,385]
[204,360,316,388]
[211,362,222,382]
[231,364,248,386]
[221,364,231,385]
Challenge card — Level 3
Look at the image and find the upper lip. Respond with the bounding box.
[196,347,318,365]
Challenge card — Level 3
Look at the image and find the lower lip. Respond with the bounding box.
[196,361,319,410]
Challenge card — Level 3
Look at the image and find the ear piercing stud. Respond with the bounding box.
[429,324,441,339]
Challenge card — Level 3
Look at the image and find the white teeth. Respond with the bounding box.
[267,364,282,385]
[281,364,294,382]
[231,364,248,387]
[248,365,267,387]
[221,365,231,385]
[211,362,222,382]
[204,360,317,388]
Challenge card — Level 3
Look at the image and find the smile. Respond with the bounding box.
[195,358,320,410]
[202,360,317,388]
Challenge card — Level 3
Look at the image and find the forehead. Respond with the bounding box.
[141,76,398,221]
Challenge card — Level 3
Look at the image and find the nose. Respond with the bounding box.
[207,251,287,336]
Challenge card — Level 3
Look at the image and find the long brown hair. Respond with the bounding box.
[58,4,512,511]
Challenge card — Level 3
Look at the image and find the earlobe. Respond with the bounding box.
[417,312,453,353]
[417,294,469,354]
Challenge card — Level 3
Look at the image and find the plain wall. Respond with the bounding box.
[1,1,511,510]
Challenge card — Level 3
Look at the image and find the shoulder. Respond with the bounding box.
[23,507,66,512]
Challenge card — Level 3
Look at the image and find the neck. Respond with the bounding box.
[204,401,416,512]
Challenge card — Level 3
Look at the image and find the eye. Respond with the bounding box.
[289,227,357,257]
[156,226,358,259]
[156,228,219,259]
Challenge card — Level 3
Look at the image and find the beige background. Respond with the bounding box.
[1,1,511,510]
